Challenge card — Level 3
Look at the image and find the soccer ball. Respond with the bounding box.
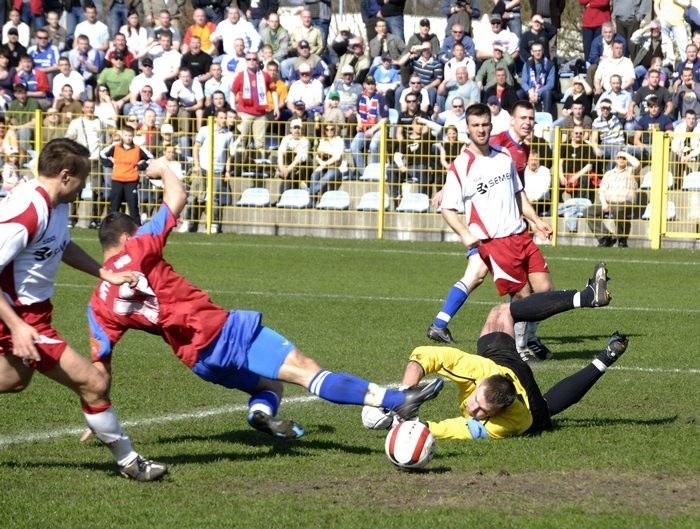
[385,421,435,470]
[361,406,393,430]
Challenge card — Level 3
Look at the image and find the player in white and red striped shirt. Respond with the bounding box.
[0,138,166,481]
[428,103,554,362]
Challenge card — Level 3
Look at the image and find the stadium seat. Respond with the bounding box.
[640,167,674,190]
[388,108,399,125]
[534,112,553,140]
[359,163,385,181]
[236,187,270,207]
[641,200,676,220]
[276,189,311,208]
[681,171,700,190]
[316,190,351,210]
[356,191,390,211]
[396,193,430,213]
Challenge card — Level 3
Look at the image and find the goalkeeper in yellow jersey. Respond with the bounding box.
[373,262,628,440]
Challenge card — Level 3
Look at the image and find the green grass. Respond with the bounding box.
[1,235,699,529]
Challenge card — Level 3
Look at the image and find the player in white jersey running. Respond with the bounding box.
[428,103,553,361]
[0,138,167,481]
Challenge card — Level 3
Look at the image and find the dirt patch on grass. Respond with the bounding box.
[262,469,699,516]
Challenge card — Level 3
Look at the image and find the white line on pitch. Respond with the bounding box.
[1,363,697,448]
[56,282,700,315]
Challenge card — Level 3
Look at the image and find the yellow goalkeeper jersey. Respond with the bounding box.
[409,346,533,440]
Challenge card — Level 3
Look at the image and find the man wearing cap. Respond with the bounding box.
[285,62,324,117]
[290,9,324,57]
[350,75,389,177]
[438,23,476,65]
[591,98,628,169]
[330,64,364,119]
[372,53,401,106]
[259,12,291,63]
[475,44,514,91]
[232,51,279,154]
[2,9,30,48]
[519,14,557,65]
[97,51,136,111]
[212,6,261,56]
[281,39,329,84]
[487,95,510,134]
[368,19,406,66]
[475,13,519,61]
[406,18,440,57]
[334,37,370,84]
[129,56,168,105]
[1,26,27,68]
[586,150,641,248]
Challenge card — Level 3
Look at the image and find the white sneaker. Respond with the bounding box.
[211,223,220,234]
[177,221,190,233]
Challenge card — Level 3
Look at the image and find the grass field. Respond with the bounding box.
[1,234,698,529]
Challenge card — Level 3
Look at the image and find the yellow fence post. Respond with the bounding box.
[648,130,665,250]
[205,115,215,234]
[34,109,42,153]
[377,120,387,240]
[549,126,561,247]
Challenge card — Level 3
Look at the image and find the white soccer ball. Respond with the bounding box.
[385,420,435,470]
[361,406,393,430]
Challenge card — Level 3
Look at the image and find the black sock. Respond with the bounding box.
[543,364,604,416]
[509,290,577,323]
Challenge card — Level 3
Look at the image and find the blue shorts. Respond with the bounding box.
[192,310,296,393]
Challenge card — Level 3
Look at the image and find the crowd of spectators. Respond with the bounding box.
[0,1,697,239]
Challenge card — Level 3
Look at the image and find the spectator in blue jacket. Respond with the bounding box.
[519,42,556,116]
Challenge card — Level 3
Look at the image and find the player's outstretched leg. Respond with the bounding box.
[544,332,628,416]
[509,262,610,324]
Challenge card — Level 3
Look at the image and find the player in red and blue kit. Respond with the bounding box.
[87,161,444,444]
[0,138,166,482]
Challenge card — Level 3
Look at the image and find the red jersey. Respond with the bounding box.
[232,69,275,116]
[88,204,228,367]
[490,130,530,184]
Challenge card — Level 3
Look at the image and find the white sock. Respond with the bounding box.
[592,359,608,372]
[514,321,527,349]
[84,406,137,466]
[525,321,540,341]
[363,382,387,407]
[573,292,581,307]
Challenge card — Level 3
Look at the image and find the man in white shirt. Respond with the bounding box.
[170,67,204,131]
[74,4,110,53]
[204,62,234,107]
[52,56,86,101]
[594,41,635,95]
[151,31,182,85]
[128,57,168,105]
[212,6,261,55]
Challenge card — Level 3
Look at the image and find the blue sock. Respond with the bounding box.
[248,390,280,416]
[308,371,370,405]
[433,281,469,328]
[380,389,404,410]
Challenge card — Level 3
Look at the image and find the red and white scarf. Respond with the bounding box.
[243,69,267,105]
